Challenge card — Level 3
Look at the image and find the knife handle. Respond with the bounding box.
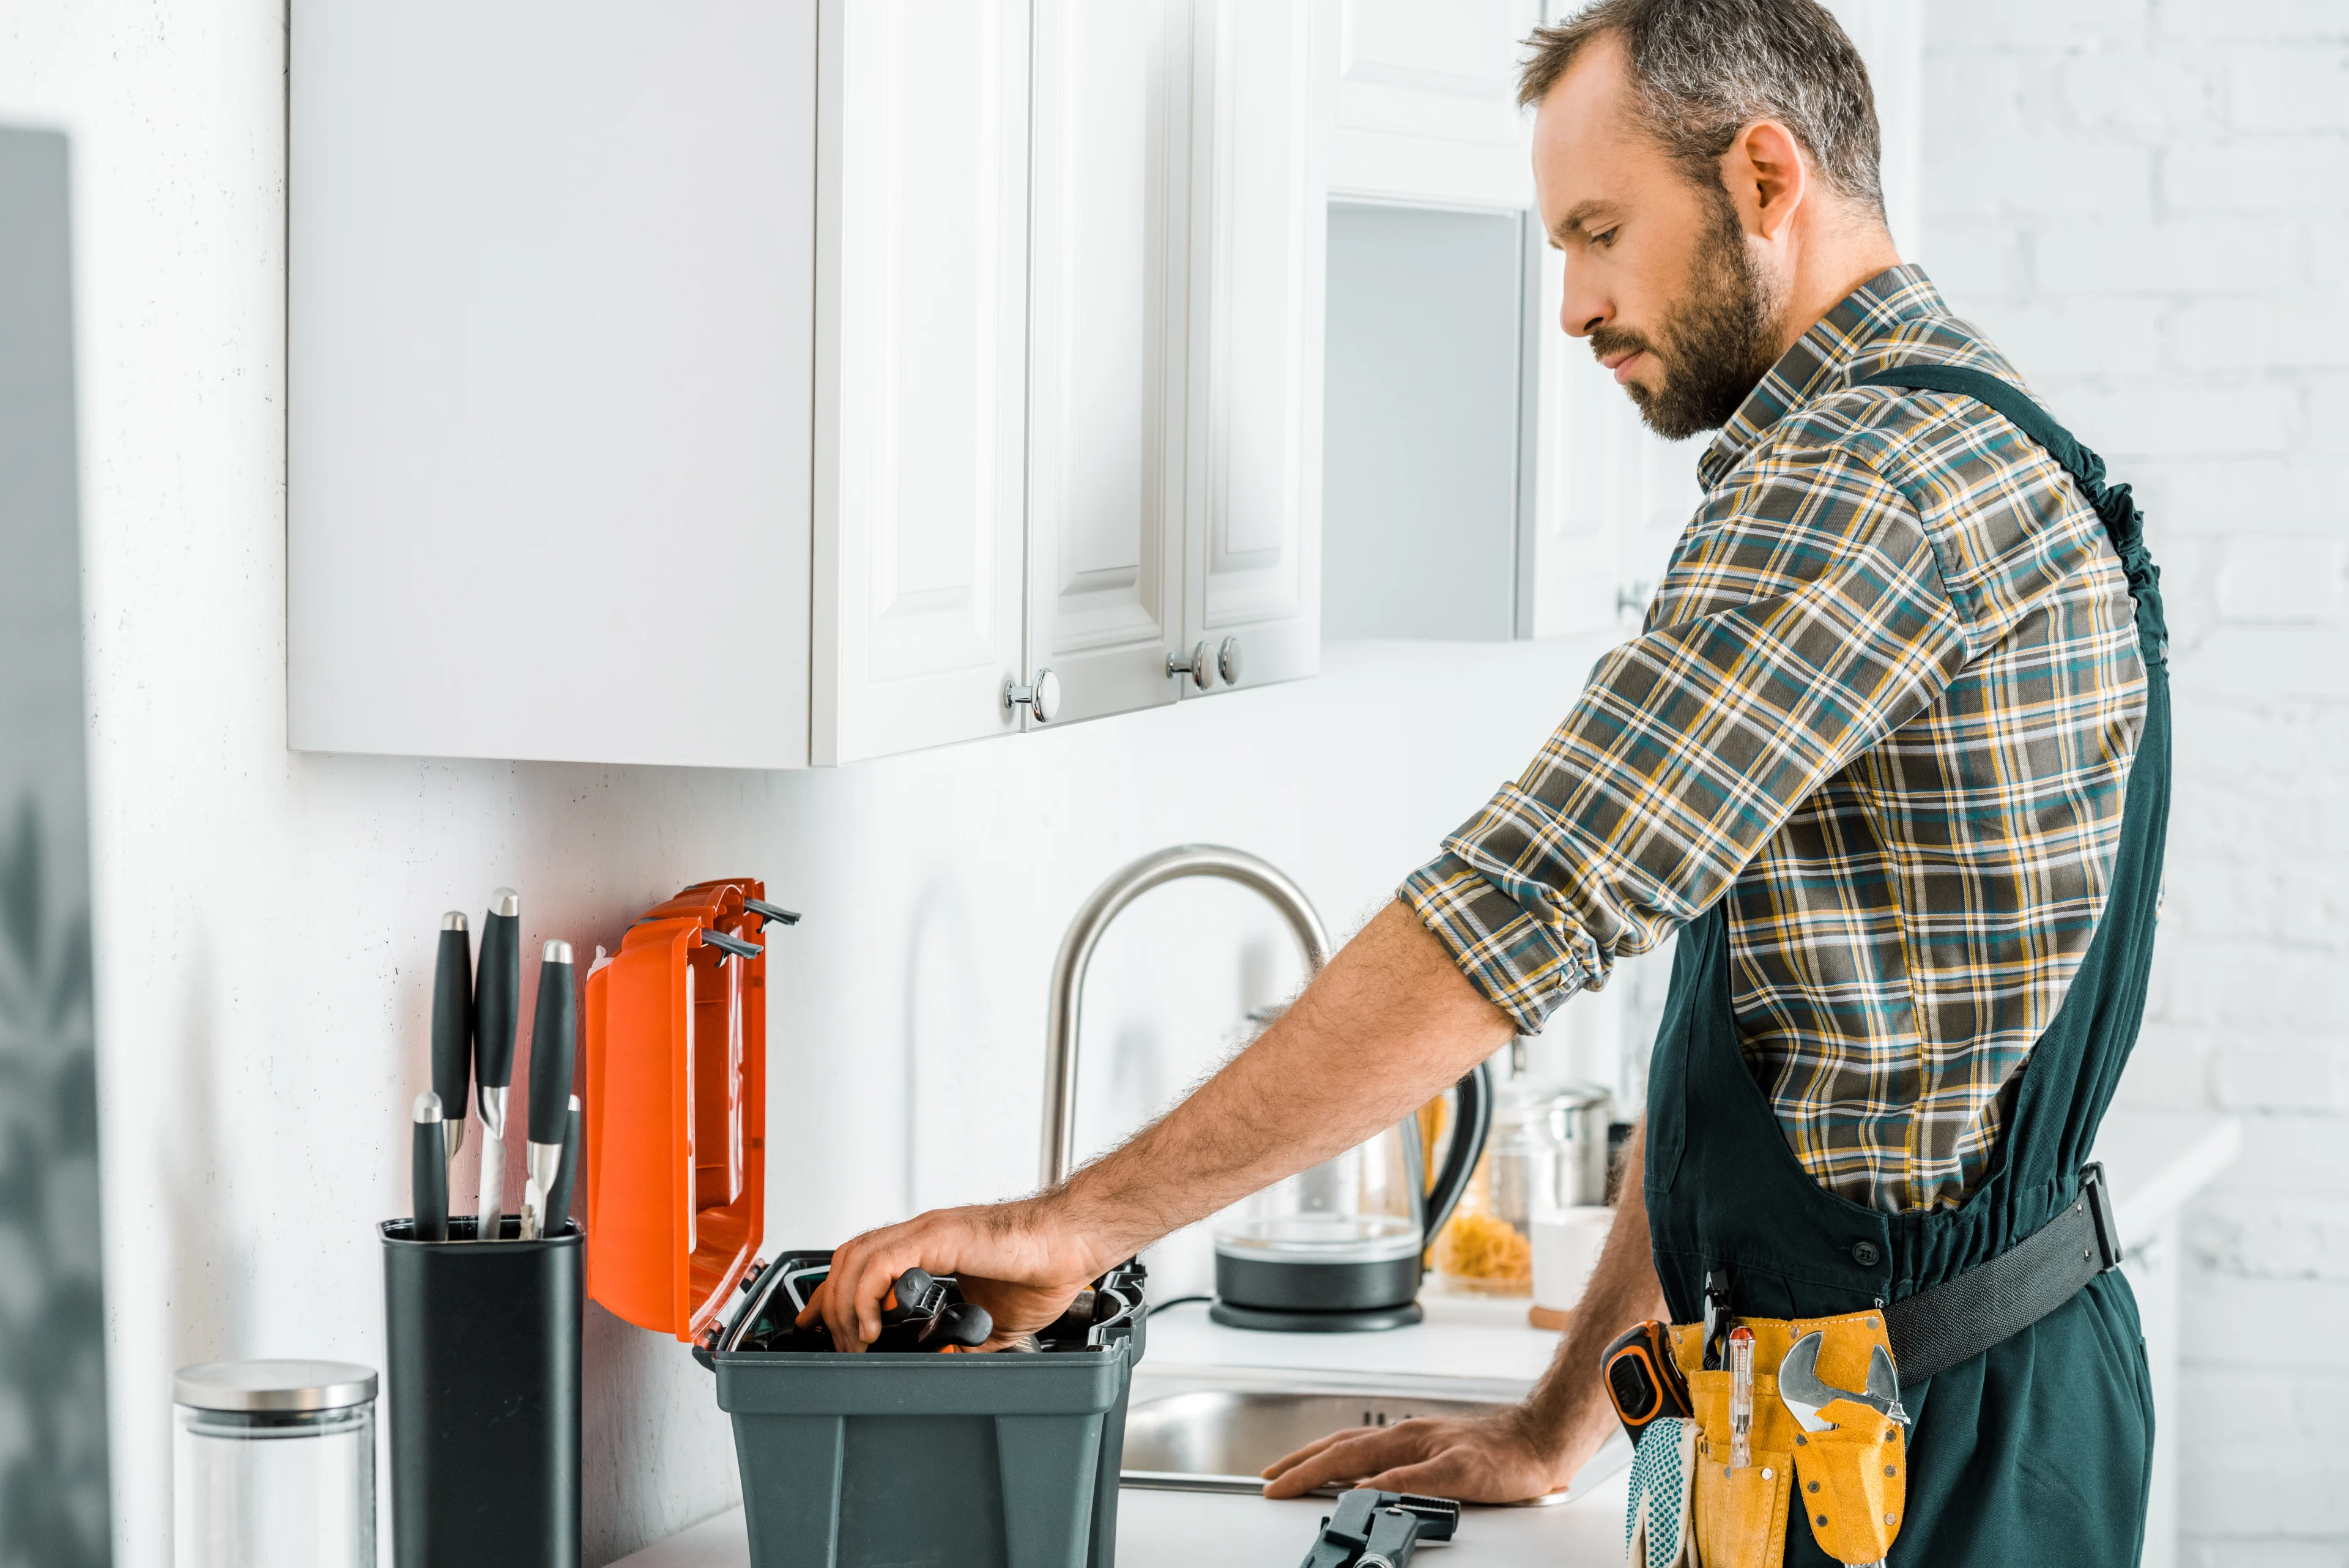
[528,940,576,1147]
[431,915,472,1126]
[412,1093,449,1243]
[542,1097,582,1237]
[474,890,521,1092]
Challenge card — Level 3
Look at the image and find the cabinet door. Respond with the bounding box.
[1328,0,1540,207]
[1182,0,1333,699]
[812,0,1032,765]
[1022,0,1190,729]
[289,0,817,768]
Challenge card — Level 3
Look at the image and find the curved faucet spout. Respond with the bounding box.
[1041,845,1333,1187]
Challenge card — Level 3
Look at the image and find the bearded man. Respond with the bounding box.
[804,1,2167,1561]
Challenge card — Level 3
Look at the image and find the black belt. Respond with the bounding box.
[1883,1162,2126,1383]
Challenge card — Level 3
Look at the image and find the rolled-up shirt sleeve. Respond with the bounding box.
[1401,442,1972,1033]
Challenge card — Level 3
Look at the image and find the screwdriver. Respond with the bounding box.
[1728,1324,1755,1468]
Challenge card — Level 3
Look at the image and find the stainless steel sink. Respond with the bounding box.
[1121,1386,1589,1506]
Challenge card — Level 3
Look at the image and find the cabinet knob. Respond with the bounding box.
[1165,641,1214,691]
[1006,669,1061,723]
[1217,636,1244,688]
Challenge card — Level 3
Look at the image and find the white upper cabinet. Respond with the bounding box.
[289,1,820,768]
[1021,0,1189,730]
[813,0,1031,765]
[290,0,1332,767]
[1329,0,1541,209]
[1183,0,1334,697]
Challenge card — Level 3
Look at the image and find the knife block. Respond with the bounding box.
[381,1217,582,1568]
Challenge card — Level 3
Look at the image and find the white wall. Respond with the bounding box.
[0,10,1639,1564]
[1919,4,2349,1564]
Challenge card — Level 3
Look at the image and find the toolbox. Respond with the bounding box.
[584,880,1147,1568]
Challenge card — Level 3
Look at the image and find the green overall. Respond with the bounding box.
[1641,365,2170,1567]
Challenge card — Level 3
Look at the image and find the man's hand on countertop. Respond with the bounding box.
[1258,1405,1586,1504]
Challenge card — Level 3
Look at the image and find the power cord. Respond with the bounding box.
[1143,1293,1214,1318]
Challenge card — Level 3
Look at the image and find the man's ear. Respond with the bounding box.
[1727,119,1808,242]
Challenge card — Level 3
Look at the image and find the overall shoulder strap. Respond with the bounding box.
[1852,364,2167,664]
[1852,364,2085,478]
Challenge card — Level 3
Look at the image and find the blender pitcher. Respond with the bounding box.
[1209,1063,1493,1331]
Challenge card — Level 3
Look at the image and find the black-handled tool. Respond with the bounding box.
[473,887,520,1239]
[1297,1490,1460,1568]
[412,1091,448,1243]
[921,1300,993,1351]
[431,912,472,1165]
[540,1095,581,1238]
[522,940,576,1239]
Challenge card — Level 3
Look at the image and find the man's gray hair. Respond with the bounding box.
[1520,0,1885,219]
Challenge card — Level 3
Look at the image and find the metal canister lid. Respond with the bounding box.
[173,1359,378,1413]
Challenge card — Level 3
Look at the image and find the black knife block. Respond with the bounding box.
[381,1217,582,1567]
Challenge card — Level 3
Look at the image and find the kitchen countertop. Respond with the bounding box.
[606,1108,2236,1568]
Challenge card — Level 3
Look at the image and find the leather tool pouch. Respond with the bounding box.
[1671,1312,1907,1568]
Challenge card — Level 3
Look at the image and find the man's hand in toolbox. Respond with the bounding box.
[797,1203,1097,1352]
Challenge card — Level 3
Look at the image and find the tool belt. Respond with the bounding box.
[1630,1164,2126,1568]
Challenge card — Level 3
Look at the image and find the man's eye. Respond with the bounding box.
[1593,228,1619,248]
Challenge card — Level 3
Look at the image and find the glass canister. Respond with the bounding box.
[173,1359,377,1568]
[1433,1082,1612,1296]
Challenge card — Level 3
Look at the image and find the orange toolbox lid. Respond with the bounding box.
[582,878,789,1342]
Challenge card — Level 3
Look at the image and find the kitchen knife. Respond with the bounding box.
[412,1091,448,1243]
[521,940,576,1241]
[473,887,520,1239]
[431,911,472,1165]
[540,1095,581,1238]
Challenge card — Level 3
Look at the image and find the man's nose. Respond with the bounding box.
[1558,270,1608,340]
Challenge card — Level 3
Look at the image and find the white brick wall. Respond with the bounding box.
[1921,2,2349,1560]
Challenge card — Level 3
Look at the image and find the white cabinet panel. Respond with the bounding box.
[812,0,1031,765]
[1023,0,1189,729]
[1329,0,1538,207]
[289,0,816,768]
[1184,0,1332,697]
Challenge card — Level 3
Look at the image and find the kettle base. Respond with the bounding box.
[1206,1299,1425,1333]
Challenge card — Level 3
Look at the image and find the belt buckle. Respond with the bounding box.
[2080,1162,2124,1271]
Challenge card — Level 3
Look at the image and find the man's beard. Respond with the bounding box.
[1591,190,1785,442]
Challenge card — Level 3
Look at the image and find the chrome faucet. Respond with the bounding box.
[1040,845,1334,1187]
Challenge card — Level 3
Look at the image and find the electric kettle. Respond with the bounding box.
[1209,1061,1494,1331]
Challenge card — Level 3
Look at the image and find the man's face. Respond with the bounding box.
[1531,37,1786,440]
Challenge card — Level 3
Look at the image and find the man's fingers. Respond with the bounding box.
[1357,1458,1474,1499]
[1259,1430,1419,1499]
[1258,1428,1352,1480]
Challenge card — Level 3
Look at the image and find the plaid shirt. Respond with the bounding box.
[1404,266,2147,1213]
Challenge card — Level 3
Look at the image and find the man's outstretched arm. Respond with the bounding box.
[1258,1121,1664,1501]
[802,901,1516,1349]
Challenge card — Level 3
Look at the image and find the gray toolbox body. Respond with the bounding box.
[704,1252,1146,1568]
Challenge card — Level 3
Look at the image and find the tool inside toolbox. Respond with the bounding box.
[724,1252,1143,1354]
